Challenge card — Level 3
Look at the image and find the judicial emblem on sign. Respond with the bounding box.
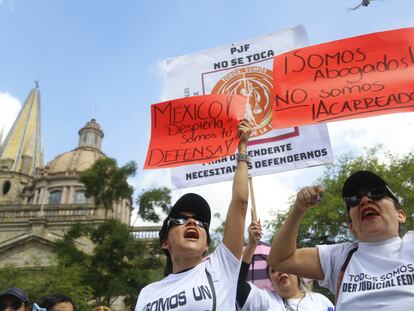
[211,66,273,137]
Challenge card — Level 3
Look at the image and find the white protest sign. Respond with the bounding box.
[163,25,333,188]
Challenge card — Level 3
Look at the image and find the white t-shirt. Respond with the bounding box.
[241,283,334,311]
[317,230,414,310]
[135,242,241,311]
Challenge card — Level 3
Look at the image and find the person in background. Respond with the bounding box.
[36,294,75,311]
[268,170,413,310]
[135,120,251,311]
[237,221,334,310]
[0,287,29,311]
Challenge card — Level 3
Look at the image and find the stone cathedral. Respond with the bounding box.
[0,86,133,268]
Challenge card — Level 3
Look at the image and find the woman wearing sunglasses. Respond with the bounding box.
[135,120,251,311]
[268,170,412,311]
[237,221,334,311]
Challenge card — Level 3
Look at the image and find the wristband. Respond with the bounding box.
[236,153,250,164]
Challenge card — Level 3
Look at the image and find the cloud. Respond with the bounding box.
[328,113,414,157]
[0,92,21,143]
[0,0,15,11]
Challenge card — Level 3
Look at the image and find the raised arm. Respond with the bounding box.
[223,119,251,258]
[268,185,325,280]
[243,220,262,264]
[236,220,262,309]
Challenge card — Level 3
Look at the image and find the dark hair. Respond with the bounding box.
[37,294,76,311]
[164,253,173,276]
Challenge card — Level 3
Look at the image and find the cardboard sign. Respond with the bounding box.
[272,27,414,129]
[144,94,245,169]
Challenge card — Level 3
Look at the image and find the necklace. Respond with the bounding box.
[282,292,306,311]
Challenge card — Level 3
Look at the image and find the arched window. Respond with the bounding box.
[2,180,11,195]
[49,191,62,204]
[74,190,87,204]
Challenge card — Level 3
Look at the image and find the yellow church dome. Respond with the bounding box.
[46,146,105,174]
[45,119,105,175]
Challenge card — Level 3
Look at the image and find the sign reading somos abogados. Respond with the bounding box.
[144,94,246,169]
[272,27,414,129]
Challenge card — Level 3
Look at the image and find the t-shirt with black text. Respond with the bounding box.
[135,242,241,311]
[317,231,414,310]
[241,283,334,311]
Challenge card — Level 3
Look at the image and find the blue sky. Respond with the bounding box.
[1,0,414,227]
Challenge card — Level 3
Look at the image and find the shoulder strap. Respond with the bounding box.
[205,269,217,311]
[335,246,358,303]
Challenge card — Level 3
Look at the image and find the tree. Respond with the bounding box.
[79,158,137,218]
[0,264,93,311]
[136,187,171,223]
[55,219,164,307]
[266,146,414,247]
[208,212,226,252]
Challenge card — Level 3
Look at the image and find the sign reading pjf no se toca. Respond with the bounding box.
[144,94,246,169]
[272,27,414,129]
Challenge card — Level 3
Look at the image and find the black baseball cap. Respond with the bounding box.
[0,286,29,303]
[159,193,211,245]
[342,170,399,206]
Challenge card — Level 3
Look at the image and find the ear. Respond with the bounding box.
[398,209,407,224]
[349,223,356,235]
[161,240,170,250]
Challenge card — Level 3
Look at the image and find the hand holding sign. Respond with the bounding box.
[144,94,246,169]
[237,118,251,154]
[272,27,414,129]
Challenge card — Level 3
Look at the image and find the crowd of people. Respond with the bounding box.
[0,287,77,311]
[0,286,115,311]
[3,120,413,310]
[135,120,413,310]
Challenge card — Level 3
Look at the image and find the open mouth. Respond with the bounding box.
[361,207,380,221]
[184,228,199,239]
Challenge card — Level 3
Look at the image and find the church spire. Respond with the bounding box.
[0,86,42,176]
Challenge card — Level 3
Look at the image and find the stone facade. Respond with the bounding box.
[0,88,132,268]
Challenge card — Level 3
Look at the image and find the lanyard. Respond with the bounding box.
[282,299,296,311]
[205,269,216,311]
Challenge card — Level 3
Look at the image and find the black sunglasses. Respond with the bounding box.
[168,214,208,229]
[344,187,390,208]
[0,300,23,311]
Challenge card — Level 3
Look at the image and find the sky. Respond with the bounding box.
[1,0,414,231]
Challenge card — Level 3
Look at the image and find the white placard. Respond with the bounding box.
[163,25,333,188]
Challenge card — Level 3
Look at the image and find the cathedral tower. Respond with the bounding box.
[0,86,42,204]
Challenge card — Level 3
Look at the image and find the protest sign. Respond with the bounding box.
[272,27,414,129]
[144,94,246,169]
[171,124,330,188]
[163,25,333,188]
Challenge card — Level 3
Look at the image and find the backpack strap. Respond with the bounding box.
[335,246,358,303]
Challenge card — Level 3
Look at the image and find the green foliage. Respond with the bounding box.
[55,220,164,307]
[208,212,225,252]
[266,147,414,246]
[0,265,93,311]
[136,187,171,222]
[79,158,137,217]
